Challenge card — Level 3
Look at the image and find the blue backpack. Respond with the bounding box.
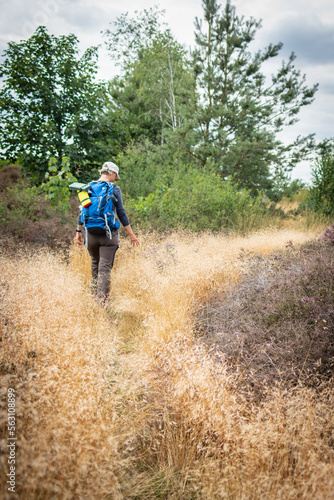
[80,181,120,239]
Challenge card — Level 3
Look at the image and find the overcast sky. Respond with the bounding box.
[1,0,334,182]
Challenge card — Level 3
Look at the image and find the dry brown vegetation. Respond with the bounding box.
[1,226,333,499]
[0,165,78,248]
[196,240,334,392]
[0,165,21,191]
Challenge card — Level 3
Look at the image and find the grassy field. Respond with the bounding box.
[0,224,333,499]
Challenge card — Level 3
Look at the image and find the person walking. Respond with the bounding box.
[75,161,139,304]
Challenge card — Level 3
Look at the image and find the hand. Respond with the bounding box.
[124,225,140,246]
[75,232,82,245]
[130,235,140,246]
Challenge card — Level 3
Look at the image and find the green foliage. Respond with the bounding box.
[103,6,167,70]
[281,179,307,198]
[109,76,163,145]
[0,3,323,207]
[116,140,179,199]
[307,153,334,215]
[0,26,108,181]
[43,157,77,212]
[0,159,14,169]
[126,167,272,232]
[129,33,194,135]
[268,173,307,202]
[77,107,131,178]
[104,2,318,198]
[104,6,197,162]
[189,0,318,193]
[108,30,194,147]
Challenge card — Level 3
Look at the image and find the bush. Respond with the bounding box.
[116,140,171,199]
[307,153,334,214]
[0,181,48,227]
[43,157,77,213]
[320,222,334,246]
[0,164,22,190]
[0,179,77,246]
[125,168,275,232]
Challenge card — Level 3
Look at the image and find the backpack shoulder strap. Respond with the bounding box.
[105,181,115,196]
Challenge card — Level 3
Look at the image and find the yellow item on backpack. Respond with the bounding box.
[78,190,92,208]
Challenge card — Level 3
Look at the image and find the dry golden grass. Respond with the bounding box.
[0,248,123,499]
[1,225,333,499]
[111,227,324,343]
[276,199,301,212]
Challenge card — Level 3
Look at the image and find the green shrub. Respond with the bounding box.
[125,168,275,232]
[43,157,77,213]
[307,153,334,214]
[116,140,167,199]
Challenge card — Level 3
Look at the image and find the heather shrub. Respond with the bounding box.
[0,165,21,191]
[320,222,334,245]
[0,180,77,245]
[196,240,334,390]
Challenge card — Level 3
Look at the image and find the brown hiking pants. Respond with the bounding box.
[86,231,119,301]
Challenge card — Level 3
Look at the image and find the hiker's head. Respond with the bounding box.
[99,162,120,180]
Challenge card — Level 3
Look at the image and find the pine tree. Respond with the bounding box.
[190,0,318,194]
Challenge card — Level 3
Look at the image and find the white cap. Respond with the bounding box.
[100,161,120,180]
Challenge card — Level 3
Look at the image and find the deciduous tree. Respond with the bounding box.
[0,26,109,181]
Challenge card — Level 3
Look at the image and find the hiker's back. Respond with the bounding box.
[80,181,120,236]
